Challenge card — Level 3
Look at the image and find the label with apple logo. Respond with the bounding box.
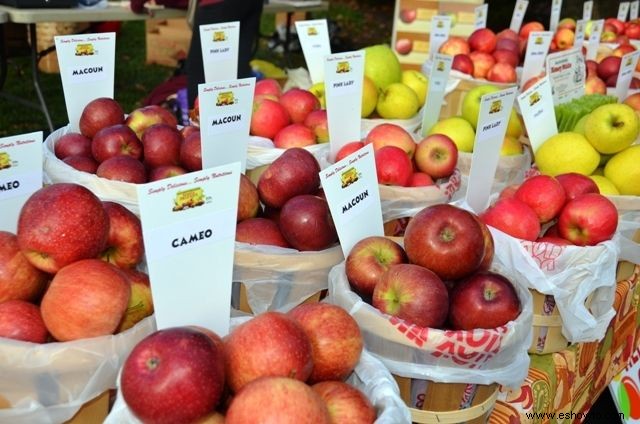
[428,15,452,60]
[421,53,452,136]
[619,2,631,22]
[474,4,488,31]
[199,21,239,83]
[0,132,43,233]
[583,1,593,21]
[517,77,558,153]
[509,0,529,33]
[198,78,255,172]
[320,143,383,257]
[137,162,240,335]
[586,20,604,61]
[549,0,562,32]
[295,19,331,85]
[546,48,585,105]
[616,50,640,102]
[521,31,554,89]
[631,1,639,20]
[55,33,115,132]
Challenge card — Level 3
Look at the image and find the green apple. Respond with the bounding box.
[427,116,476,152]
[584,103,640,154]
[362,76,379,118]
[309,82,326,109]
[376,82,420,120]
[401,70,428,106]
[573,114,589,135]
[462,84,523,138]
[363,44,402,90]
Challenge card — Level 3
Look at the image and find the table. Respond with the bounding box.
[0,0,329,132]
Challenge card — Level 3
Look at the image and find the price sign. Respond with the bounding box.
[295,19,332,84]
[583,1,593,21]
[546,48,586,105]
[199,21,239,82]
[619,2,631,22]
[631,1,639,20]
[574,19,586,47]
[586,20,604,61]
[615,50,640,102]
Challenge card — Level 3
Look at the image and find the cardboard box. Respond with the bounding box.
[145,18,192,67]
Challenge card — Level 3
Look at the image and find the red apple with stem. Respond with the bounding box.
[79,97,125,139]
[125,105,178,139]
[414,133,458,179]
[91,124,142,163]
[557,193,618,246]
[0,300,49,343]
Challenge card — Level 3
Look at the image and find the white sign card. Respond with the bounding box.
[586,19,604,61]
[0,132,43,233]
[631,1,639,20]
[421,54,452,136]
[199,21,240,83]
[619,2,631,22]
[295,19,332,84]
[574,19,586,47]
[198,77,255,172]
[615,50,640,101]
[54,33,115,132]
[429,15,452,59]
[550,0,563,32]
[583,1,593,21]
[521,31,554,89]
[324,51,364,161]
[137,163,240,335]
[320,144,383,257]
[517,77,558,153]
[474,4,489,30]
[546,48,586,105]
[465,87,518,213]
[509,0,529,33]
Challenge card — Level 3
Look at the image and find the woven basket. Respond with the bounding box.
[34,22,90,74]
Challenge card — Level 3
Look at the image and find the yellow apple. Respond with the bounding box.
[309,82,326,109]
[401,70,428,106]
[376,82,420,119]
[500,135,523,156]
[535,132,600,176]
[604,145,640,195]
[363,44,403,90]
[427,116,476,152]
[589,175,620,195]
[362,76,378,118]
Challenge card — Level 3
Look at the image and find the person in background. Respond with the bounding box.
[185,0,264,106]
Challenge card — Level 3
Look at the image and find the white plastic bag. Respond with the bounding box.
[327,262,533,389]
[246,137,330,171]
[0,316,156,424]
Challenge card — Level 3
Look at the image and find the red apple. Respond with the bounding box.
[374,145,413,187]
[498,183,520,200]
[492,49,519,68]
[497,29,519,43]
[585,60,599,78]
[236,217,290,248]
[400,8,417,24]
[335,141,365,162]
[180,130,202,171]
[472,214,495,272]
[180,125,200,139]
[438,36,470,56]
[96,155,147,183]
[289,303,363,382]
[255,78,283,98]
[452,54,474,75]
[237,173,260,222]
[62,155,99,174]
[372,263,449,328]
[606,73,619,88]
[121,327,225,424]
[613,43,636,57]
[273,123,317,148]
[225,377,331,424]
[40,259,130,341]
[91,124,142,163]
[345,236,407,299]
[624,92,640,111]
[514,175,567,223]
[125,105,178,139]
[557,193,618,246]
[409,172,435,187]
[597,56,622,81]
[279,88,321,124]
[469,51,496,79]
[312,381,377,424]
[364,123,416,157]
[585,76,607,95]
[414,133,458,179]
[0,300,48,343]
[251,98,291,139]
[304,109,329,143]
[79,97,125,139]
[480,197,541,241]
[468,28,497,53]
[521,74,545,91]
[148,165,188,181]
[555,172,600,200]
[54,132,92,160]
[100,201,144,269]
[519,21,545,40]
[606,18,626,35]
[0,231,47,303]
[553,28,575,50]
[449,271,521,330]
[17,183,110,274]
[257,147,321,208]
[557,18,576,31]
[116,268,154,332]
[395,38,413,55]
[626,23,640,39]
[487,63,517,83]
[278,194,338,251]
[404,204,486,281]
[223,312,314,393]
[141,123,183,168]
[495,38,520,56]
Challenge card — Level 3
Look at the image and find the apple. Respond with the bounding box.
[62,155,99,174]
[309,82,326,109]
[116,268,153,332]
[400,8,417,24]
[141,123,183,168]
[304,109,329,143]
[584,103,640,154]
[225,377,331,424]
[278,194,338,251]
[237,173,260,222]
[96,155,147,183]
[414,133,458,179]
[0,231,47,303]
[17,183,109,274]
[409,172,435,187]
[501,135,524,155]
[469,51,496,79]
[236,217,290,248]
[180,125,200,139]
[40,259,130,341]
[250,98,291,139]
[361,76,378,118]
[404,204,485,281]
[613,44,636,57]
[438,36,470,56]
[279,88,321,124]
[224,311,314,393]
[616,34,632,45]
[557,17,576,31]
[335,141,365,162]
[100,201,144,269]
[255,78,283,98]
[374,145,413,186]
[273,123,317,148]
[585,60,599,78]
[557,193,618,246]
[498,183,520,200]
[486,62,517,84]
[585,76,607,95]
[480,197,541,241]
[125,105,178,139]
[257,147,321,209]
[376,82,420,120]
[626,23,640,39]
[345,236,407,299]
[364,123,416,157]
[180,130,202,171]
[597,56,622,81]
[519,21,545,40]
[289,303,363,382]
[492,49,519,68]
[514,175,567,223]
[54,132,92,160]
[312,381,377,424]
[121,327,225,424]
[395,38,413,55]
[372,263,449,328]
[555,172,600,200]
[601,31,617,43]
[452,54,474,75]
[0,300,48,343]
[495,38,520,56]
[148,165,188,181]
[254,93,279,105]
[624,92,640,111]
[79,97,125,139]
[427,117,476,153]
[91,124,142,163]
[606,18,626,35]
[468,28,497,53]
[449,271,521,330]
[402,69,428,105]
[497,28,519,43]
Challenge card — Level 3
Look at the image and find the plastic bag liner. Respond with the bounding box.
[233,241,344,314]
[104,318,412,424]
[327,262,533,389]
[246,137,330,170]
[0,316,156,424]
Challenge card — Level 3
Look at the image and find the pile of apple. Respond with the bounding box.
[54,97,203,183]
[585,46,640,91]
[597,17,640,43]
[0,183,153,344]
[344,204,522,331]
[236,147,338,251]
[484,173,618,246]
[119,304,378,423]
